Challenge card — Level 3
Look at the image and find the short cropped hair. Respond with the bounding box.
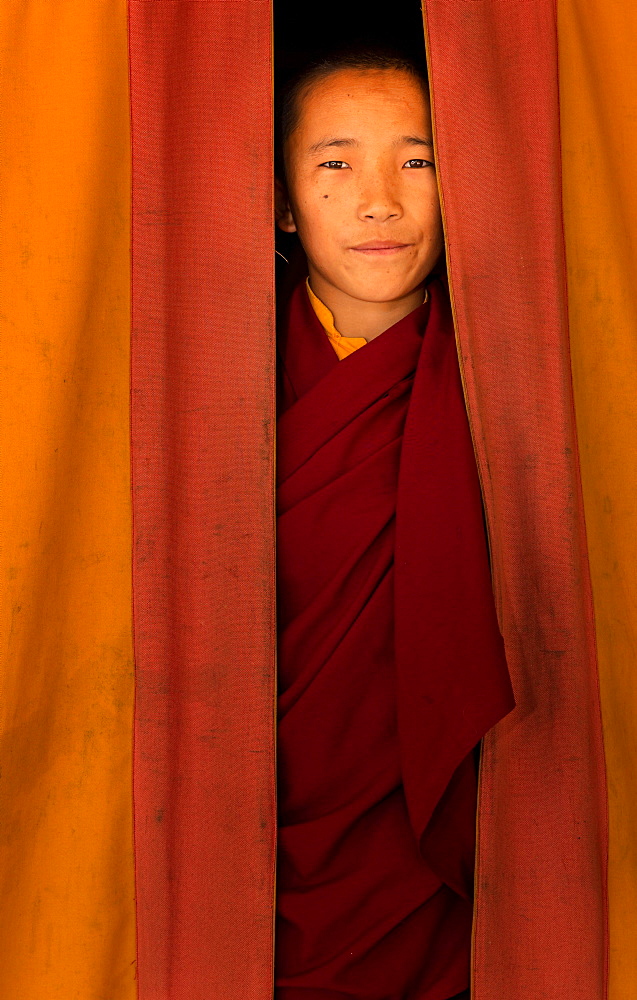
[275,46,430,179]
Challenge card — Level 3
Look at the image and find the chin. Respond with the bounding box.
[339,264,428,304]
[346,279,421,304]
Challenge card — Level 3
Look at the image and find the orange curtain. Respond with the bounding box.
[4,2,637,997]
[0,1,136,996]
[558,2,637,996]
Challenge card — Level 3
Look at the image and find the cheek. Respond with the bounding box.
[295,194,342,254]
[402,172,439,212]
[427,205,444,241]
[413,198,443,251]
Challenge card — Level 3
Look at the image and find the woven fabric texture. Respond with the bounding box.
[129,2,276,998]
[0,1,136,995]
[559,1,637,996]
[422,2,608,997]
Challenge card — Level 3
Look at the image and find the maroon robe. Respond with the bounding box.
[275,277,514,1000]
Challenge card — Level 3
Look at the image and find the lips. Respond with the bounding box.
[350,240,412,256]
[352,240,411,251]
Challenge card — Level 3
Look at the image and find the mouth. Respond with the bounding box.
[350,241,412,256]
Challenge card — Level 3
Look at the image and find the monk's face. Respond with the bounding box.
[279,68,443,306]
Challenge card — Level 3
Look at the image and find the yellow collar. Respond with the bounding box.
[305,279,369,360]
[305,279,429,361]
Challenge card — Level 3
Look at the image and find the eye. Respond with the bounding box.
[319,160,350,169]
[403,158,435,169]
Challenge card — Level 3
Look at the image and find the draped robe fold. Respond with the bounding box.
[274,278,514,1000]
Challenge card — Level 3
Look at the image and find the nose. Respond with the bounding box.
[357,175,403,224]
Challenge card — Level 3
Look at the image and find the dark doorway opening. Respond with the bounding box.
[274,0,427,87]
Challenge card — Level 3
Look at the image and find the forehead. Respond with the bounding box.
[295,68,431,139]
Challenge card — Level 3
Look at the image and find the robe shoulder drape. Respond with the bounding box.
[274,278,514,1000]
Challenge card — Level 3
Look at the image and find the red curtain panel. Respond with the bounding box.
[129,3,276,998]
[422,2,607,998]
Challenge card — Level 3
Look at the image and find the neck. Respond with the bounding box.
[307,267,426,342]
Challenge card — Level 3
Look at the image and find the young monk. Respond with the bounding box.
[274,50,515,1000]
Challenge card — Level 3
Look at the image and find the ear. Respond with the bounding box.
[275,177,297,233]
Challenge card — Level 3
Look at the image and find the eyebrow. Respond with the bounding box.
[398,135,434,149]
[308,137,358,154]
[307,134,433,154]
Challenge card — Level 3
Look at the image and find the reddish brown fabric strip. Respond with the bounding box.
[128,3,275,997]
[422,2,608,997]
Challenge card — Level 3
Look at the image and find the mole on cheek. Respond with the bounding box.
[323,194,329,199]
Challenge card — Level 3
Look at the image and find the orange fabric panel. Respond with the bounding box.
[558,2,637,995]
[0,2,136,997]
[422,2,608,997]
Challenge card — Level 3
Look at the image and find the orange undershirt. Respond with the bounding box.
[306,278,428,360]
[306,279,367,359]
